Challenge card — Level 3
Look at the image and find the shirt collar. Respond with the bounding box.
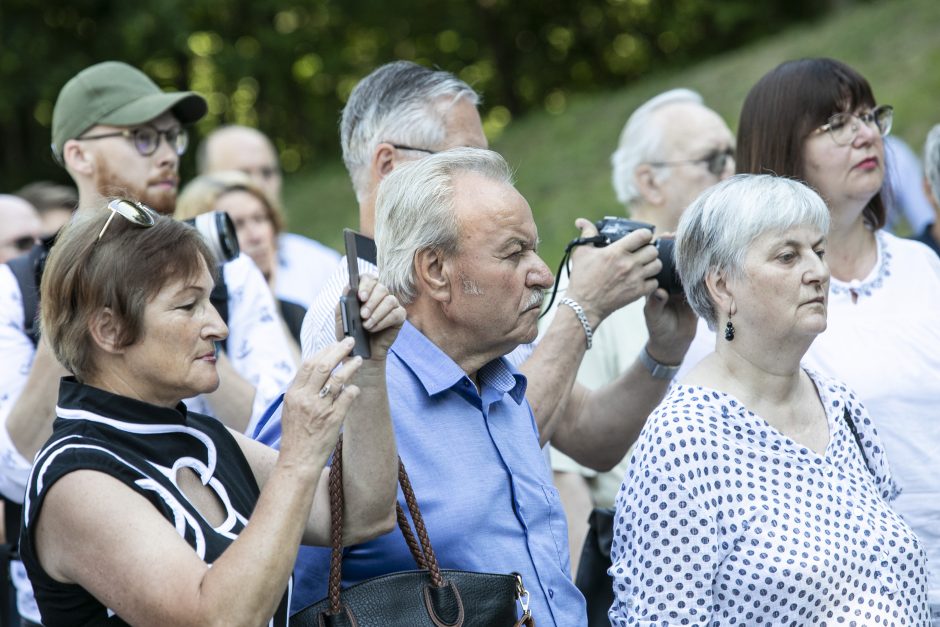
[390,321,527,404]
[57,376,190,426]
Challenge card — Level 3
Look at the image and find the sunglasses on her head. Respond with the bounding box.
[97,199,157,242]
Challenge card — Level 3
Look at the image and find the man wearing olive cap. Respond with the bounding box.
[0,61,294,625]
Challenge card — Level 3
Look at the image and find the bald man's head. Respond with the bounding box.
[198,126,282,202]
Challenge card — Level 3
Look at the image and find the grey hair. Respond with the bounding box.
[676,174,830,330]
[341,61,480,202]
[924,124,940,207]
[611,88,704,207]
[375,147,513,304]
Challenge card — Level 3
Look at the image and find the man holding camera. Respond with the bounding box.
[0,61,293,625]
[253,61,696,614]
[542,88,735,573]
[291,61,695,463]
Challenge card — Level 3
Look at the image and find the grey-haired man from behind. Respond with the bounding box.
[542,88,735,572]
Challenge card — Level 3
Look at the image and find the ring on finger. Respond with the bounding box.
[318,383,332,399]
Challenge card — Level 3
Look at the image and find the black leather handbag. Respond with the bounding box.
[574,507,615,627]
[291,438,535,627]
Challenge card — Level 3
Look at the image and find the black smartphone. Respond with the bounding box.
[340,228,372,358]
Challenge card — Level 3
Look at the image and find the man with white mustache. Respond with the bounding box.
[294,148,585,626]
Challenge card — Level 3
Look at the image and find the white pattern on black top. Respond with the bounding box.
[609,369,928,626]
[19,378,290,627]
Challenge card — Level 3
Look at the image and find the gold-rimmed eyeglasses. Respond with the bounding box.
[97,199,157,242]
[812,105,893,146]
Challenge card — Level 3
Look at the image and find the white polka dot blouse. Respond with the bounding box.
[609,370,929,626]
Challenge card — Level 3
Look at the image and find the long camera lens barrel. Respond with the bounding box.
[183,211,240,263]
[595,216,682,295]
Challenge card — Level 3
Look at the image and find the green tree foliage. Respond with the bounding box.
[0,0,834,189]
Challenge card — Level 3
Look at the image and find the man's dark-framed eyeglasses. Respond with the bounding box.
[390,144,437,155]
[648,147,735,178]
[812,105,893,146]
[97,199,157,242]
[78,126,189,157]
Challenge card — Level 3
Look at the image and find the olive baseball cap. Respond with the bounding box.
[51,61,207,160]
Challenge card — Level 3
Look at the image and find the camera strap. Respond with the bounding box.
[539,234,607,319]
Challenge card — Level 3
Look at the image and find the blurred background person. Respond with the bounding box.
[197,125,340,309]
[20,203,401,626]
[177,170,306,362]
[610,174,928,625]
[736,57,940,617]
[540,87,732,573]
[0,195,41,263]
[884,134,935,235]
[14,181,77,238]
[918,123,940,256]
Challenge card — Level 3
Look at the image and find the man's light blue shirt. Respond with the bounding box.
[253,321,585,626]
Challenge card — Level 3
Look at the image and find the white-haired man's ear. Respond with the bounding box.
[634,164,665,207]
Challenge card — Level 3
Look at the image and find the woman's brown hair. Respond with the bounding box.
[40,204,217,381]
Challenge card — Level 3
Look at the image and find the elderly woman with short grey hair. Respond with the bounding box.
[608,174,928,625]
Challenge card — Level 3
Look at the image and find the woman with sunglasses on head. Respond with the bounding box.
[735,57,940,619]
[18,200,404,626]
[177,171,307,364]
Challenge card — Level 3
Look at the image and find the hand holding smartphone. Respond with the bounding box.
[340,228,372,358]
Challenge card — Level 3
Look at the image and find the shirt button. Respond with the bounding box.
[548,588,554,599]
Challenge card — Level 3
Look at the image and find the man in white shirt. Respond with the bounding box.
[540,88,735,570]
[197,125,340,309]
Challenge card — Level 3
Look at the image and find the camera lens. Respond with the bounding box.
[653,238,682,295]
[183,211,240,263]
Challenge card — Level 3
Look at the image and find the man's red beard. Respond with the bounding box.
[93,159,177,215]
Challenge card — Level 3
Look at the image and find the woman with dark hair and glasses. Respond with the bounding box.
[18,200,404,626]
[735,57,940,618]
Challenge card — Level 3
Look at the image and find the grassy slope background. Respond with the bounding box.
[283,0,940,269]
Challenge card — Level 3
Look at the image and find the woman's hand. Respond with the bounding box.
[278,337,362,471]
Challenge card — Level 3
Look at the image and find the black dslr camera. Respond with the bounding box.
[594,216,682,295]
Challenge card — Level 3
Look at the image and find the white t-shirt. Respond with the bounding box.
[802,230,940,602]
